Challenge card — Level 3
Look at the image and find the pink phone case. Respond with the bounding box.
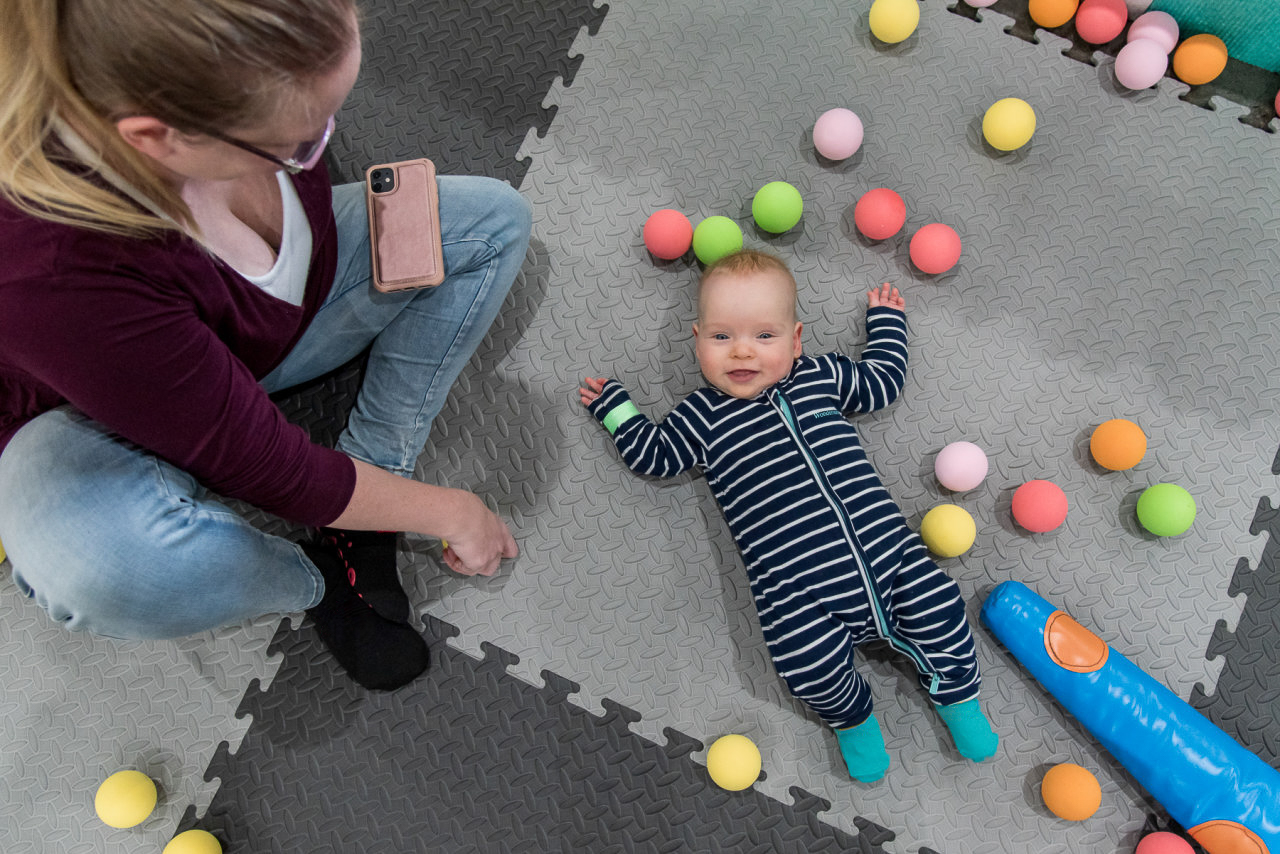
[365,158,445,291]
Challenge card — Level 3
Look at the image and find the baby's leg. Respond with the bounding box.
[761,594,888,781]
[884,543,997,761]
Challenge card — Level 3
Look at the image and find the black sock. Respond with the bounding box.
[317,527,411,623]
[301,541,429,691]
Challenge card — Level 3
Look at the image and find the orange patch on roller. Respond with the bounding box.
[1189,820,1267,854]
[1044,611,1109,672]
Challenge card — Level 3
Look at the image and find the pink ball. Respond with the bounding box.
[1127,10,1179,53]
[935,441,989,492]
[1115,38,1169,90]
[813,108,864,161]
[1075,0,1127,44]
[853,188,906,240]
[1275,89,1279,118]
[1135,832,1195,854]
[909,223,962,275]
[642,209,693,260]
[966,0,999,6]
[1012,480,1068,533]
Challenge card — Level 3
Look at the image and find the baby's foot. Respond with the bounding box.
[835,715,890,782]
[936,699,998,762]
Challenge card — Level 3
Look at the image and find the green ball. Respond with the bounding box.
[692,216,744,265]
[1136,484,1196,537]
[751,181,804,233]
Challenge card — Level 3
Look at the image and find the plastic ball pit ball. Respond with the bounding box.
[1011,480,1068,533]
[908,223,962,274]
[95,769,157,829]
[1041,762,1102,821]
[982,98,1037,151]
[965,0,998,6]
[919,504,977,558]
[935,441,988,492]
[706,734,762,791]
[813,108,864,160]
[642,209,693,260]
[853,188,906,240]
[1089,418,1146,471]
[1127,10,1179,54]
[163,829,223,854]
[691,216,744,265]
[1172,33,1228,86]
[1135,832,1195,854]
[868,0,920,44]
[1136,484,1196,537]
[1028,0,1079,30]
[0,535,5,563]
[1074,0,1126,45]
[1115,39,1170,90]
[752,182,804,234]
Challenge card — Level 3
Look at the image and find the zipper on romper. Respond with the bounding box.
[772,390,942,693]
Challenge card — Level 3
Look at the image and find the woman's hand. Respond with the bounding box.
[437,489,518,577]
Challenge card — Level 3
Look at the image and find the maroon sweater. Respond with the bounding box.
[0,167,356,527]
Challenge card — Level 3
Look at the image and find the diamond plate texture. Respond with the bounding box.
[401,1,1279,852]
[186,615,899,853]
[4,1,1280,853]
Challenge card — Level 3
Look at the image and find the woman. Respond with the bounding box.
[0,0,532,690]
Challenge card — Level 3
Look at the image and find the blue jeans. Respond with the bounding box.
[0,176,531,639]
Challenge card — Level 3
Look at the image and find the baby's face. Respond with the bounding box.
[693,269,802,400]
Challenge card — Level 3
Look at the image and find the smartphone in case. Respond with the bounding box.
[365,157,445,292]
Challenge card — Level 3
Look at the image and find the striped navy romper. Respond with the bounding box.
[587,307,982,729]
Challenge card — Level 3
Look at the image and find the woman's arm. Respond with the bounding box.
[330,458,517,577]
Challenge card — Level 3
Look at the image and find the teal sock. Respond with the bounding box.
[936,699,999,762]
[835,715,890,782]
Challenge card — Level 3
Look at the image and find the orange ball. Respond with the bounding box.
[1028,0,1079,29]
[1090,418,1146,471]
[1042,762,1102,820]
[1172,33,1228,86]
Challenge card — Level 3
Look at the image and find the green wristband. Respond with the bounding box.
[602,400,640,435]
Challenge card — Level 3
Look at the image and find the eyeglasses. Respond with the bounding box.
[200,115,336,174]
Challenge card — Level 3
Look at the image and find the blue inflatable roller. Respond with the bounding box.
[981,580,1280,854]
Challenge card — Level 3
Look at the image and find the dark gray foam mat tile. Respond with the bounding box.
[180,616,897,854]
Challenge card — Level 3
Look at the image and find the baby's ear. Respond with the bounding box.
[792,321,803,358]
[691,323,699,338]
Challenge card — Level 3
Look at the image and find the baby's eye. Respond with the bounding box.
[757,332,775,340]
[712,333,730,341]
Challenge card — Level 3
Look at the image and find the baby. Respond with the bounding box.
[579,248,997,781]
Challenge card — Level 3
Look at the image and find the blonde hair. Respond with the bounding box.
[699,248,798,321]
[0,0,357,238]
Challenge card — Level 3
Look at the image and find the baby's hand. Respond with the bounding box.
[868,282,904,310]
[579,376,608,406]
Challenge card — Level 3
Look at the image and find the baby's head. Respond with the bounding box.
[693,249,803,400]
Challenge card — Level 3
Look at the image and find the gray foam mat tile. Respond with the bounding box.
[0,572,282,854]
[401,1,1280,851]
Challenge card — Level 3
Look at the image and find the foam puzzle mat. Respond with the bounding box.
[2,1,1278,852]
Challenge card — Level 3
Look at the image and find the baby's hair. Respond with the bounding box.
[698,248,797,321]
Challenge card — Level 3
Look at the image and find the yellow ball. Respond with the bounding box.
[869,0,921,44]
[1041,762,1102,820]
[919,504,976,558]
[94,769,157,829]
[0,535,6,563]
[982,98,1037,151]
[706,734,762,791]
[163,829,223,854]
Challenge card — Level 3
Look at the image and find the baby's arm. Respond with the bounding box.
[834,283,908,414]
[579,376,701,477]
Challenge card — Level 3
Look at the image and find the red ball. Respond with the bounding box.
[643,209,694,260]
[1135,832,1195,854]
[1075,0,1127,44]
[1012,480,1069,532]
[909,223,962,274]
[854,188,906,240]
